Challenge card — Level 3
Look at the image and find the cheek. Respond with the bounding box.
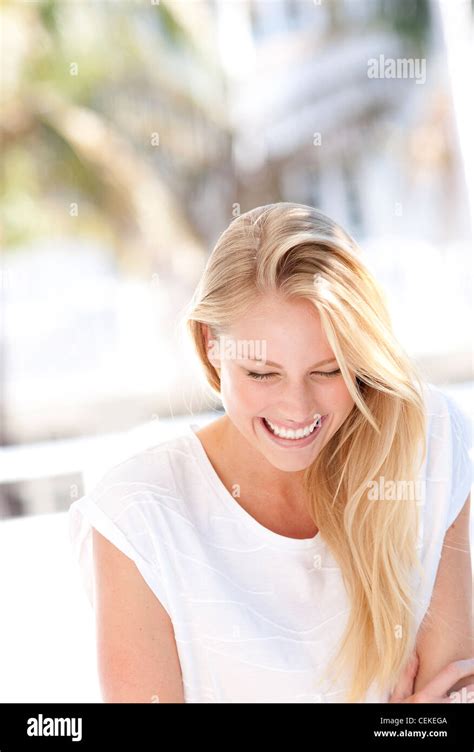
[333,378,356,414]
[317,377,354,413]
[220,370,265,414]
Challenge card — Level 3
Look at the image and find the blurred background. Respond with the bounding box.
[0,0,472,701]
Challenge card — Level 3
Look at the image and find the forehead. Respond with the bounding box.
[226,294,332,357]
[230,294,321,333]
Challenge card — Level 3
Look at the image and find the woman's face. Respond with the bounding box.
[205,293,356,473]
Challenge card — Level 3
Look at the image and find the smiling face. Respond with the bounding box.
[205,292,356,474]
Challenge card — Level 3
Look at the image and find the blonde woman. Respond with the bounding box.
[69,203,473,703]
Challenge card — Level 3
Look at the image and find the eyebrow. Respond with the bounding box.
[245,357,338,369]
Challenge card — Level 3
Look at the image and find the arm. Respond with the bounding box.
[92,528,185,703]
[414,492,473,695]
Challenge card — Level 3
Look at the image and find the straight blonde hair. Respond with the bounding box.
[180,202,428,702]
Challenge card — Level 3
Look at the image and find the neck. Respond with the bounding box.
[219,416,307,505]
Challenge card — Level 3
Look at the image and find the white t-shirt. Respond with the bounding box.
[68,382,473,703]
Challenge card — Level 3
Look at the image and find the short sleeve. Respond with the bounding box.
[443,393,473,529]
[68,460,172,617]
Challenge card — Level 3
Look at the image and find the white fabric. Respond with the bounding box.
[68,382,473,703]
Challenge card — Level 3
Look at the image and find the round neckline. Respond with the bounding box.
[185,422,324,552]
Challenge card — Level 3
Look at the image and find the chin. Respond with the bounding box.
[267,456,317,472]
[267,444,322,469]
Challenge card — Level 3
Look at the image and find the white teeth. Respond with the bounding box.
[264,415,322,439]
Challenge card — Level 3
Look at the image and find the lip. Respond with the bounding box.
[258,415,327,448]
[263,415,323,430]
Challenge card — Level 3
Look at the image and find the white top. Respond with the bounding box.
[68,383,473,703]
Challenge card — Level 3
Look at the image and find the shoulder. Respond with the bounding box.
[417,380,473,543]
[68,429,201,569]
[81,430,198,513]
[421,381,458,417]
[421,381,471,431]
[421,382,472,464]
[412,383,472,629]
[68,430,197,615]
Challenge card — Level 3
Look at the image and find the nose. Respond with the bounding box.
[279,381,319,424]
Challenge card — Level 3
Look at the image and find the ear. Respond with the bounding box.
[202,324,221,371]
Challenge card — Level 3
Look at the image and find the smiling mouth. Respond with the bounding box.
[259,415,327,445]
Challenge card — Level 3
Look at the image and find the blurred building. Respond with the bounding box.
[216,0,470,242]
[1,0,472,517]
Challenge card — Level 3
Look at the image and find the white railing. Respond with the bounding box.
[0,411,221,515]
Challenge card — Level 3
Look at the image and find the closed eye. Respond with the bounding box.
[246,369,341,381]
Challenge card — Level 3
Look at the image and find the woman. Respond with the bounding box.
[69,202,473,703]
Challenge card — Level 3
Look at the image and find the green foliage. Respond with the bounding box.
[37,0,58,35]
[379,0,431,54]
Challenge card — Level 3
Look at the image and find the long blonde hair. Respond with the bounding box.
[180,202,428,702]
